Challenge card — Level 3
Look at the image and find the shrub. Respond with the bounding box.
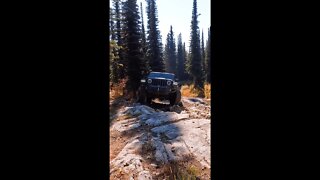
[181,84,198,97]
[204,83,211,99]
[181,83,211,99]
[110,78,127,99]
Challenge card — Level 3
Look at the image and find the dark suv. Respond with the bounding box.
[138,72,181,106]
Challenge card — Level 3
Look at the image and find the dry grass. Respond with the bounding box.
[160,161,201,180]
[110,78,127,100]
[181,83,211,99]
[117,114,134,121]
[204,83,211,99]
[181,84,200,97]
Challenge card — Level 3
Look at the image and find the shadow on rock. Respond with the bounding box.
[109,101,211,179]
[149,100,186,113]
[148,100,171,111]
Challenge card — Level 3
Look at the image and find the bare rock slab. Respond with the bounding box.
[151,124,180,140]
[110,139,152,178]
[145,112,189,126]
[111,117,141,132]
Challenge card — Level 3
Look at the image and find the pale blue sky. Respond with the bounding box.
[110,0,211,51]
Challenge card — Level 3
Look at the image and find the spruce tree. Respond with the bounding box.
[110,7,115,40]
[109,7,119,83]
[205,26,211,83]
[177,33,185,80]
[189,0,204,90]
[182,42,188,80]
[164,26,176,74]
[113,0,125,79]
[146,0,165,72]
[164,35,170,72]
[201,29,206,78]
[140,2,150,76]
[140,3,146,46]
[122,0,143,94]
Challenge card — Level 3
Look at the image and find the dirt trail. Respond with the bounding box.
[109,97,211,180]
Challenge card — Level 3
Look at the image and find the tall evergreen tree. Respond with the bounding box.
[177,33,185,80]
[164,36,169,72]
[183,42,190,81]
[201,29,206,76]
[110,40,120,83]
[189,0,204,90]
[146,0,165,72]
[114,0,122,43]
[164,26,176,74]
[140,2,149,75]
[110,7,115,40]
[205,26,211,82]
[122,0,144,94]
[140,2,146,45]
[113,0,125,79]
[110,7,119,83]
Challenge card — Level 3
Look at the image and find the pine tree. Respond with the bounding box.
[114,0,122,44]
[122,0,144,94]
[110,7,116,40]
[110,40,120,83]
[205,26,211,82]
[164,26,176,74]
[140,2,149,76]
[189,0,204,90]
[110,7,119,83]
[146,0,165,72]
[183,42,190,81]
[113,0,125,79]
[177,33,185,80]
[164,35,170,72]
[201,29,206,78]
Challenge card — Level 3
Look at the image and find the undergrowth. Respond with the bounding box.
[161,161,201,180]
[181,83,211,99]
[110,78,127,100]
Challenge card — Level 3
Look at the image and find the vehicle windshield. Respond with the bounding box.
[148,72,175,79]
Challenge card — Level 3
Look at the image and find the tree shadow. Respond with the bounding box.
[186,97,206,104]
[109,95,129,126]
[149,100,171,111]
[149,99,187,113]
[112,100,210,179]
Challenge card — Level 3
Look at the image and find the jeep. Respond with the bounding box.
[138,72,181,106]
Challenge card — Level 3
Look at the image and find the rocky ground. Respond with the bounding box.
[109,97,211,180]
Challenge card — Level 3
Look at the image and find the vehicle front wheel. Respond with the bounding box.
[138,87,147,104]
[175,90,181,105]
[169,90,181,106]
[146,97,152,105]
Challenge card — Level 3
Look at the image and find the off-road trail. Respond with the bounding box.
[109,97,211,180]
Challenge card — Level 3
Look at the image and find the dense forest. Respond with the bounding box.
[110,0,211,98]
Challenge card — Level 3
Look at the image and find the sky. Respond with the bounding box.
[110,0,211,51]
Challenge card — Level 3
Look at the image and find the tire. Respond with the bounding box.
[146,97,152,105]
[138,87,147,104]
[169,90,181,106]
[169,93,175,106]
[175,90,181,105]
